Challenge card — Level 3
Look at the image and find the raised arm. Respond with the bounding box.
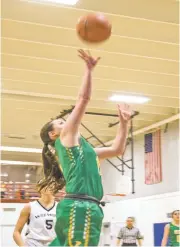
[95,104,131,160]
[61,50,100,146]
[161,224,170,246]
[13,204,30,247]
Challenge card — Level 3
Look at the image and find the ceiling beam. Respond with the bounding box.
[2,89,179,109]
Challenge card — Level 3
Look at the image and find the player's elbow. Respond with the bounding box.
[78,95,90,103]
[13,230,18,241]
[117,149,124,156]
[112,146,124,157]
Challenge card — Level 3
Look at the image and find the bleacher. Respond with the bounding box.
[0,182,65,203]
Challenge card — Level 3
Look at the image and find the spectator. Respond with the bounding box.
[20,189,25,199]
[0,184,6,199]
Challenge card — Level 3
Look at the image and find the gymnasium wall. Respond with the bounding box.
[101,121,179,198]
[0,203,26,247]
[101,191,180,246]
[1,166,38,183]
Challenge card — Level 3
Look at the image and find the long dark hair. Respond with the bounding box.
[38,121,65,194]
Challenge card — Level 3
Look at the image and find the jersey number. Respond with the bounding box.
[45,220,53,230]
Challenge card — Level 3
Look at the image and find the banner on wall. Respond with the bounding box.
[144,129,162,185]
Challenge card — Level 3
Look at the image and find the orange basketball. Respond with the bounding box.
[76,13,112,43]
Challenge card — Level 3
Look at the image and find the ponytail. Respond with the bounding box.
[38,143,65,194]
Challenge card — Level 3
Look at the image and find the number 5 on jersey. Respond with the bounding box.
[46,220,53,230]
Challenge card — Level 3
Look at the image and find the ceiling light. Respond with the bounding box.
[0,160,42,166]
[109,94,150,104]
[0,146,42,153]
[25,173,31,178]
[27,0,79,5]
[0,173,8,177]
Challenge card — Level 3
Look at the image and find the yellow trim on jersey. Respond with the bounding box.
[96,156,101,175]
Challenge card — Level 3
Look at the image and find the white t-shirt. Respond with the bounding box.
[25,200,57,245]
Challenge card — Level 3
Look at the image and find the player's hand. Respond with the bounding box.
[78,49,100,71]
[117,104,132,124]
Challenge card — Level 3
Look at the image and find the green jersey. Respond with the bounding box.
[169,223,180,246]
[55,137,103,200]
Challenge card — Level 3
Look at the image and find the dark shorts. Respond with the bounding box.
[122,243,137,246]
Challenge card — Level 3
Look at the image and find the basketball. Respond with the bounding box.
[76,13,112,43]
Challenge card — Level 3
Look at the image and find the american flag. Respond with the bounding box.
[144,129,162,184]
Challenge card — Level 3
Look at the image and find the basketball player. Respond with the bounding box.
[161,210,180,246]
[13,184,57,246]
[39,49,132,246]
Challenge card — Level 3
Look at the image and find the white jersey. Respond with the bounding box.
[25,200,57,246]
